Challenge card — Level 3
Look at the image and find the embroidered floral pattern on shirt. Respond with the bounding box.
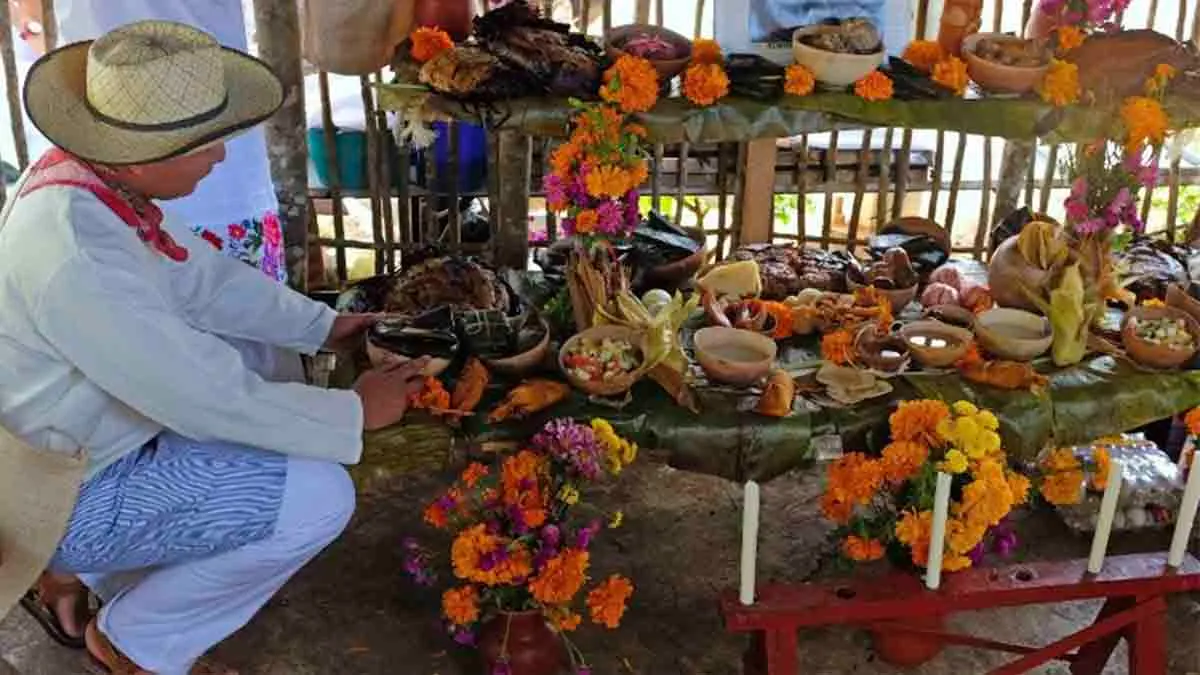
[193,210,286,282]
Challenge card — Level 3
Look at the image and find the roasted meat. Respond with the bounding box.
[729,244,852,299]
[385,257,514,316]
[1115,238,1190,303]
[472,0,607,98]
[418,46,540,101]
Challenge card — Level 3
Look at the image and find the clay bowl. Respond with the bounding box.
[962,33,1050,94]
[853,324,911,374]
[693,326,777,386]
[559,324,647,397]
[607,24,693,82]
[922,304,976,329]
[973,307,1052,361]
[845,275,919,312]
[481,317,552,377]
[1121,305,1200,370]
[792,25,884,87]
[642,228,708,290]
[900,320,975,368]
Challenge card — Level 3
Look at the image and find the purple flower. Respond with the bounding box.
[596,200,624,235]
[1075,218,1107,236]
[452,628,477,646]
[532,418,605,480]
[967,541,987,566]
[992,531,1020,558]
[492,661,512,675]
[435,493,458,512]
[1065,197,1090,223]
[1107,187,1133,221]
[541,524,562,547]
[1039,0,1066,13]
[1085,0,1114,23]
[485,519,502,535]
[575,519,603,549]
[562,216,578,237]
[544,174,568,209]
[508,506,529,535]
[578,667,592,675]
[567,167,590,205]
[623,190,641,231]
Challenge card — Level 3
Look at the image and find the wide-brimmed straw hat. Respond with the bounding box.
[0,424,85,620]
[24,20,284,166]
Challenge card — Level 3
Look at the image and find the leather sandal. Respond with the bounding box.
[20,573,93,649]
[84,619,238,675]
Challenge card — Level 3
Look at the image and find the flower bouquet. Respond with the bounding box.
[412,418,638,675]
[821,400,1031,572]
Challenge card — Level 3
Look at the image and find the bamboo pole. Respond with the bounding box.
[39,0,55,50]
[252,0,309,290]
[318,71,347,282]
[0,0,28,170]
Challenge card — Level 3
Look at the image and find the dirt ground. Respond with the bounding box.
[3,456,1199,675]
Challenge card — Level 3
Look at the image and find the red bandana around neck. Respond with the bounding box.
[18,149,189,262]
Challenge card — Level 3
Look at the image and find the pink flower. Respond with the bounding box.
[1085,0,1114,23]
[227,223,247,240]
[543,174,568,211]
[595,200,624,235]
[1107,187,1133,221]
[1066,197,1090,223]
[1075,218,1107,235]
[262,212,283,246]
[1039,0,1067,13]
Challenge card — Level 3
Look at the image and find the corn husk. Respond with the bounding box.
[595,290,699,410]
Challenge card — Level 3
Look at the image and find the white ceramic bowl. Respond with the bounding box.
[792,26,885,88]
[973,308,1052,362]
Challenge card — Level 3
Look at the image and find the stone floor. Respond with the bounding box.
[3,458,1198,674]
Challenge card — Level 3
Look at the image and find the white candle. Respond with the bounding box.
[739,480,761,605]
[1087,460,1124,574]
[1168,457,1200,568]
[925,472,953,590]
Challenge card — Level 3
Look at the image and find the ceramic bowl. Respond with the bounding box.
[642,228,708,291]
[900,320,975,368]
[973,307,1052,361]
[1121,305,1200,370]
[962,33,1050,94]
[559,324,646,397]
[607,24,693,82]
[693,326,777,386]
[481,317,552,377]
[845,275,919,312]
[792,25,884,87]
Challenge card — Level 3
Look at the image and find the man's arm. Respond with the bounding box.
[35,251,365,465]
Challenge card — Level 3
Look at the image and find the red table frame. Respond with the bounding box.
[720,552,1200,674]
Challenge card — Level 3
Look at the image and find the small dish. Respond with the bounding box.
[962,33,1050,94]
[792,25,884,87]
[845,275,918,312]
[559,325,647,397]
[482,316,552,377]
[900,320,974,368]
[1121,305,1200,370]
[973,307,1052,361]
[854,324,911,374]
[693,326,777,386]
[607,24,693,82]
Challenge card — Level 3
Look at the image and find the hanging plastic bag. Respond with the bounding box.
[300,0,414,75]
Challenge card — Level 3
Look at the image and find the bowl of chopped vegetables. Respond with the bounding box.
[559,325,647,397]
[1122,306,1200,370]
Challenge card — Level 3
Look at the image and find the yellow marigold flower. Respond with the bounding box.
[411,26,454,63]
[952,401,978,416]
[1186,407,1200,436]
[902,40,945,72]
[601,54,659,113]
[946,517,987,555]
[854,70,894,102]
[977,410,999,431]
[943,554,973,572]
[558,484,580,505]
[1121,95,1169,152]
[841,535,885,562]
[587,575,634,628]
[682,62,730,106]
[891,400,951,447]
[1055,25,1085,53]
[880,440,929,483]
[940,448,969,474]
[609,510,624,528]
[441,585,479,626]
[1038,59,1081,107]
[690,38,723,64]
[932,56,969,96]
[784,64,816,97]
[530,549,590,605]
[1008,471,1031,505]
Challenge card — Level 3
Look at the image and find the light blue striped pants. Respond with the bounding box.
[49,433,356,675]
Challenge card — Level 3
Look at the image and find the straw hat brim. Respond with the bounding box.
[0,425,85,619]
[24,40,284,166]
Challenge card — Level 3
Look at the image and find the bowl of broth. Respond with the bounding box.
[694,326,778,386]
[900,320,974,368]
[973,308,1051,362]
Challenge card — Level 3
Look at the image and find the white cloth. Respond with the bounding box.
[53,0,279,228]
[81,455,356,675]
[0,180,363,479]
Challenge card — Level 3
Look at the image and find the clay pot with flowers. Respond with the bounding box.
[406,418,639,675]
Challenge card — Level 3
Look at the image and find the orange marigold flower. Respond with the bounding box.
[854,70,893,102]
[820,329,854,365]
[895,508,933,567]
[1040,470,1084,506]
[409,376,450,411]
[821,452,883,525]
[575,208,599,234]
[943,554,973,572]
[1120,95,1169,152]
[784,64,816,96]
[587,575,634,628]
[690,38,723,64]
[1091,447,1112,491]
[451,524,534,586]
[1054,25,1085,53]
[820,491,855,524]
[602,55,659,113]
[1041,447,1081,473]
[1155,63,1178,80]
[1185,407,1200,435]
[902,40,945,72]
[460,462,489,488]
[549,610,582,632]
[423,501,449,529]
[841,535,885,562]
[946,517,988,556]
[1038,59,1080,107]
[1008,471,1032,505]
[530,548,590,605]
[442,586,479,626]
[932,56,969,96]
[890,400,951,447]
[682,62,730,106]
[880,440,930,483]
[411,26,454,63]
[549,139,582,178]
[585,164,644,199]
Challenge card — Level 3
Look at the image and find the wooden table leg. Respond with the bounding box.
[1126,595,1168,675]
[743,629,800,675]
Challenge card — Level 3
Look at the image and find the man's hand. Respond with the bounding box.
[324,313,380,353]
[354,357,430,431]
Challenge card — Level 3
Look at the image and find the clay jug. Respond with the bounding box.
[937,0,983,56]
[871,614,946,667]
[413,0,475,41]
[477,611,568,675]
